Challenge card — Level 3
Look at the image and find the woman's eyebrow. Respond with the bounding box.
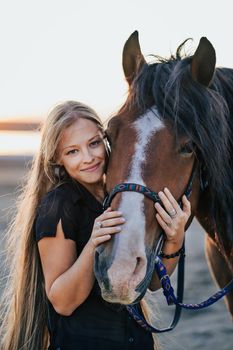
[88,134,101,141]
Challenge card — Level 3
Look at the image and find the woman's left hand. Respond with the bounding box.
[154,187,191,247]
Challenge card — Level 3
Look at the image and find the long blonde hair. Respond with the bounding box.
[0,101,104,350]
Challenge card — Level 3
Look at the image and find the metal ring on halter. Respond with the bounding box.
[169,209,177,218]
[95,221,102,229]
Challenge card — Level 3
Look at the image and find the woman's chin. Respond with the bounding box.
[73,173,104,186]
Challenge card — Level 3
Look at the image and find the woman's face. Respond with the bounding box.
[58,118,106,186]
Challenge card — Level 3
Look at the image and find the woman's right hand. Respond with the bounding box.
[89,208,125,248]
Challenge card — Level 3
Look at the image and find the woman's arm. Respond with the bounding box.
[149,188,191,290]
[38,208,124,316]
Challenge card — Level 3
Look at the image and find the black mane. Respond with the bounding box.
[124,41,233,253]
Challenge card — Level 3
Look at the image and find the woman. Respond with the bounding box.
[0,101,191,350]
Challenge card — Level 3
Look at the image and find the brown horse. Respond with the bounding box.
[94,32,233,318]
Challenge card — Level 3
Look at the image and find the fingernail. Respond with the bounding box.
[116,226,121,231]
[117,211,123,215]
[164,187,169,192]
[120,218,126,223]
[154,202,160,207]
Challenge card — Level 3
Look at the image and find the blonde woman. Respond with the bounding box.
[0,101,191,350]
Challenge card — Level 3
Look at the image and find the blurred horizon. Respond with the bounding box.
[0,117,41,157]
[0,130,39,156]
[0,118,40,129]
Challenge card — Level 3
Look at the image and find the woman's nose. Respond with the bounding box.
[82,149,94,163]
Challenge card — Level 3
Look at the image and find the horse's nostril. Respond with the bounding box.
[133,257,145,276]
[94,250,112,292]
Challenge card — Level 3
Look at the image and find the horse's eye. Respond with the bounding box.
[179,141,195,157]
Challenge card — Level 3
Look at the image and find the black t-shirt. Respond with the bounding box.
[34,179,154,350]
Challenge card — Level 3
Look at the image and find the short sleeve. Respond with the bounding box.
[34,187,78,242]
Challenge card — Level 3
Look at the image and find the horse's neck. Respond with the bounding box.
[213,66,233,181]
[196,187,233,260]
[195,188,215,239]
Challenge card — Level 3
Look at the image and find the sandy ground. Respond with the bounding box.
[0,156,232,350]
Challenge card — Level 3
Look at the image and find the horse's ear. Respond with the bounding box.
[191,37,216,86]
[122,31,146,85]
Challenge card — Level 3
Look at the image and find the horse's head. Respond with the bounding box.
[95,32,230,304]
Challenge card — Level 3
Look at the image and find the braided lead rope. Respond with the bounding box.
[126,304,175,333]
[154,256,233,309]
[126,256,233,333]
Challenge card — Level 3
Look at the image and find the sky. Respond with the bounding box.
[0,0,232,121]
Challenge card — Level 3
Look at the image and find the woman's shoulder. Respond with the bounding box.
[40,181,81,208]
[35,181,82,242]
[36,181,83,223]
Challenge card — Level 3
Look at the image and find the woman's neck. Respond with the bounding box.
[79,177,106,203]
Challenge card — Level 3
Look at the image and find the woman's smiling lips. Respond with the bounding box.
[81,162,101,172]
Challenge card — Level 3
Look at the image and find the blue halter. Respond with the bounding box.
[103,161,233,333]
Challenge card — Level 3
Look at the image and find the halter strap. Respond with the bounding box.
[102,160,232,333]
[103,160,198,210]
[102,161,198,332]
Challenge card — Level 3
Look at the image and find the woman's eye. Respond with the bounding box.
[67,149,78,155]
[179,142,195,157]
[90,139,102,147]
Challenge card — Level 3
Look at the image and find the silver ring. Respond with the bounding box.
[169,209,177,218]
[96,221,102,229]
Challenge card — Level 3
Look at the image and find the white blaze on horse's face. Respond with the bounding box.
[107,107,164,303]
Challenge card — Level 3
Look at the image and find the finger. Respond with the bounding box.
[182,195,191,215]
[94,211,122,226]
[154,203,172,225]
[94,226,122,237]
[158,191,178,216]
[104,207,112,212]
[92,235,111,247]
[163,188,182,213]
[98,210,123,221]
[101,217,125,228]
[156,213,173,236]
